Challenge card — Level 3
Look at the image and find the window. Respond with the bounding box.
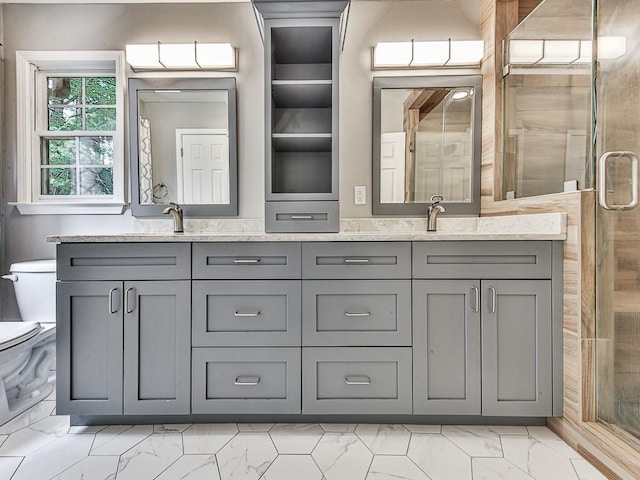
[16,51,125,214]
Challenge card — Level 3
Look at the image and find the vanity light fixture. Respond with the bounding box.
[372,39,484,69]
[508,36,626,65]
[125,42,237,71]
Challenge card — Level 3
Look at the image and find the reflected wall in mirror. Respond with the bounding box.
[129,78,237,217]
[373,75,482,215]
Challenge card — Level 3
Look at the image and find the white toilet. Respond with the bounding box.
[0,259,57,425]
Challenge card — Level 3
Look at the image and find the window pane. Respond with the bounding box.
[86,108,116,131]
[85,77,116,105]
[42,138,76,165]
[79,167,113,195]
[42,167,76,195]
[48,107,82,131]
[47,77,82,105]
[79,137,114,165]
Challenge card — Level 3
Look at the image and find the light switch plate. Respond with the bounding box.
[354,186,366,205]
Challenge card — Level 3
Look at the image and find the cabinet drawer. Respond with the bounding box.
[192,281,301,346]
[302,347,412,414]
[266,201,339,233]
[412,241,552,279]
[302,242,411,279]
[192,347,301,414]
[57,243,191,281]
[302,280,411,346]
[193,243,301,279]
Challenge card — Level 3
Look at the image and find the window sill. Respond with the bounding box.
[11,202,127,215]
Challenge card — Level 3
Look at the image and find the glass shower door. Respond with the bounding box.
[596,0,640,440]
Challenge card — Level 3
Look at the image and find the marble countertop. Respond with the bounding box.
[47,213,567,243]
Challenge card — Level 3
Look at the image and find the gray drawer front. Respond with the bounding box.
[302,280,411,346]
[192,347,301,414]
[302,347,412,414]
[266,201,339,233]
[412,241,552,279]
[57,243,191,281]
[192,281,301,346]
[302,242,411,279]
[193,243,301,279]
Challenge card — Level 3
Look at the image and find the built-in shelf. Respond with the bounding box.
[272,83,332,109]
[272,133,332,152]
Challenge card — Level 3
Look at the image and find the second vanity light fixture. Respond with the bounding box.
[372,39,484,69]
[125,42,237,71]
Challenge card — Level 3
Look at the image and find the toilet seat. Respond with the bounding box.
[0,322,42,351]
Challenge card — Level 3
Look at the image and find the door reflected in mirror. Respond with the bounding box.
[373,76,481,216]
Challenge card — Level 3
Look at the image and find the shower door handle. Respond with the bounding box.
[598,151,639,210]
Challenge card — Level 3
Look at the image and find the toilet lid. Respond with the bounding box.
[0,322,42,351]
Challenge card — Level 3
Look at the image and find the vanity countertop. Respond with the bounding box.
[47,213,567,242]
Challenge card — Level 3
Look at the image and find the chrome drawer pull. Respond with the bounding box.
[290,215,314,220]
[488,287,497,313]
[234,376,261,386]
[125,288,136,314]
[108,288,119,314]
[345,376,371,385]
[471,286,479,313]
[234,311,261,317]
[344,258,371,264]
[344,312,371,317]
[233,258,260,264]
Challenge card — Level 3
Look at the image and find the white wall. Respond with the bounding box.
[1,1,479,319]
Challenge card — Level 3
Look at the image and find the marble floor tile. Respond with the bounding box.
[0,400,56,435]
[68,425,108,434]
[441,425,503,458]
[472,458,535,480]
[488,425,529,435]
[0,414,70,456]
[183,423,238,455]
[366,455,430,480]
[90,424,153,456]
[269,423,324,454]
[155,454,220,480]
[320,423,357,433]
[407,434,472,480]
[571,458,608,480]
[0,435,7,448]
[51,455,120,480]
[526,427,581,458]
[116,433,183,480]
[262,454,324,480]
[0,456,23,479]
[217,432,278,480]
[312,433,373,480]
[154,423,192,433]
[501,435,580,480]
[238,423,275,432]
[355,424,411,455]
[403,424,441,434]
[11,433,94,480]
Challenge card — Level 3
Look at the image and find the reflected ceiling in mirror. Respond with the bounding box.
[372,75,482,216]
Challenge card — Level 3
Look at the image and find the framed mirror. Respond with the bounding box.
[129,77,238,217]
[372,75,482,215]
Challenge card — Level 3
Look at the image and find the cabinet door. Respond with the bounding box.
[123,281,191,414]
[482,280,552,416]
[57,281,123,415]
[412,280,481,415]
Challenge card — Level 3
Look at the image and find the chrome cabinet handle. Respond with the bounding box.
[125,288,136,314]
[344,258,371,264]
[345,376,371,385]
[290,215,314,220]
[234,311,261,317]
[471,286,479,313]
[488,287,497,313]
[234,376,260,386]
[109,288,119,314]
[233,258,260,264]
[345,312,371,317]
[598,151,639,211]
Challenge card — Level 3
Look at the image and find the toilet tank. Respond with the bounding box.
[9,259,57,324]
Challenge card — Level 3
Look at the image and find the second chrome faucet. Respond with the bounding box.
[426,195,445,232]
[163,202,184,233]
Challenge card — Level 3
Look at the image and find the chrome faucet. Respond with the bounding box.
[163,202,184,233]
[426,195,446,232]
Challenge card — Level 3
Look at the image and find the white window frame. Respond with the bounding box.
[16,51,126,214]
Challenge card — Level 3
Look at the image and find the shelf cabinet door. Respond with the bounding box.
[57,281,123,415]
[123,280,191,415]
[482,280,552,416]
[412,280,481,415]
